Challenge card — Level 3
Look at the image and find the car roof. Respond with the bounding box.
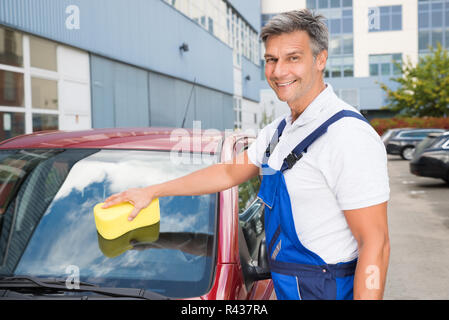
[0,127,226,153]
[397,128,446,134]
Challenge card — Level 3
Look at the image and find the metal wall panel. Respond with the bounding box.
[0,0,235,96]
[91,55,233,130]
[242,56,261,102]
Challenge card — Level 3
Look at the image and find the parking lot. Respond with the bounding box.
[384,155,449,300]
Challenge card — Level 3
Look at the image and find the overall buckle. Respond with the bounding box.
[285,152,302,170]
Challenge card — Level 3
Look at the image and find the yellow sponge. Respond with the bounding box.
[93,199,160,240]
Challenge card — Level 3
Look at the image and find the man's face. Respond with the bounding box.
[264,31,327,106]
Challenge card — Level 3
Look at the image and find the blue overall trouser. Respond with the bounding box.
[257,110,369,300]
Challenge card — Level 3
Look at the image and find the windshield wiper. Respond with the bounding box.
[0,275,170,300]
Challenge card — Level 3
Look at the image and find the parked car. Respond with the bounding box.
[0,128,274,300]
[381,128,411,145]
[410,131,449,184]
[385,128,446,160]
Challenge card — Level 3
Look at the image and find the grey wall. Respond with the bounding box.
[91,55,234,130]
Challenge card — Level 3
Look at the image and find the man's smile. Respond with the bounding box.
[275,79,297,88]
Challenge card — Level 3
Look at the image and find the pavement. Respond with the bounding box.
[384,155,449,300]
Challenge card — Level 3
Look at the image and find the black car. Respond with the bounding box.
[385,128,446,160]
[410,132,449,184]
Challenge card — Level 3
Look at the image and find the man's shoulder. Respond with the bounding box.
[257,113,290,138]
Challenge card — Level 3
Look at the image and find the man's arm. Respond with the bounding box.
[343,201,390,300]
[102,151,259,220]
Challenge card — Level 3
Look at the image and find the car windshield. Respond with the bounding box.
[0,149,218,298]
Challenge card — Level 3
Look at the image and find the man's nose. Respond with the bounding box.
[272,60,289,80]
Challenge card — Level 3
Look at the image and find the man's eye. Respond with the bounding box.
[266,58,276,63]
[290,56,299,61]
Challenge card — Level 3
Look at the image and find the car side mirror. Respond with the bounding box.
[246,238,271,281]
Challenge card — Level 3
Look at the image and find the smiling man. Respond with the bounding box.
[103,9,390,300]
[249,10,390,300]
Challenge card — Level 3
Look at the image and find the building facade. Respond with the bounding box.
[0,0,262,141]
[260,0,447,122]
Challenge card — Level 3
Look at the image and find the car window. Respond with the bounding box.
[0,149,218,298]
[431,135,449,149]
[238,177,264,260]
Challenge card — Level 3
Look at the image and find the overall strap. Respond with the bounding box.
[262,119,287,165]
[280,110,369,172]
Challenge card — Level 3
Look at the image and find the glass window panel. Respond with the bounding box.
[446,10,449,26]
[419,12,429,28]
[319,0,329,9]
[342,0,352,8]
[392,53,402,61]
[343,56,353,65]
[329,36,342,54]
[380,7,390,15]
[324,69,330,78]
[381,63,391,76]
[342,35,353,54]
[342,18,353,33]
[330,19,341,34]
[307,0,316,9]
[330,0,340,8]
[391,5,402,13]
[31,77,58,110]
[392,14,402,30]
[432,29,443,48]
[343,65,353,77]
[331,66,341,78]
[446,30,449,48]
[32,113,58,132]
[0,111,25,141]
[342,9,352,17]
[29,36,57,71]
[0,70,24,107]
[370,63,379,76]
[431,3,443,11]
[328,8,342,19]
[380,14,390,31]
[393,62,402,75]
[419,3,429,11]
[432,11,443,27]
[419,30,430,50]
[0,27,23,67]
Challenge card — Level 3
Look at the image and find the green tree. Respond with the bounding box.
[379,43,449,117]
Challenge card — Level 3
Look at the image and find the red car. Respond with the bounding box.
[0,127,274,300]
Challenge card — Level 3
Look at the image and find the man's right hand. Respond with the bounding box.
[102,187,155,221]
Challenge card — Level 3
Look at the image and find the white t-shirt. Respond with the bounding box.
[248,84,390,264]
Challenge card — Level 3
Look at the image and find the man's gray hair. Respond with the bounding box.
[260,9,329,58]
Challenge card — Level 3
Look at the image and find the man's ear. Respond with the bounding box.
[316,50,328,73]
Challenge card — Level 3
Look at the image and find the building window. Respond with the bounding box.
[0,26,61,141]
[418,0,449,53]
[308,1,354,78]
[369,54,402,76]
[0,28,23,67]
[368,5,402,32]
[234,97,242,130]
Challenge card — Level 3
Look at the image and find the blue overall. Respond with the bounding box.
[257,110,369,300]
